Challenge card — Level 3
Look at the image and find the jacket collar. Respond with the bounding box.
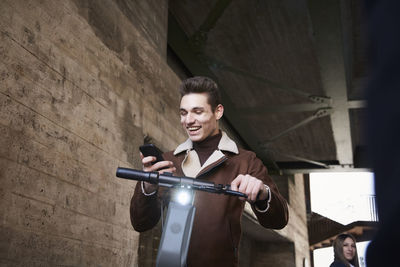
[173,131,239,155]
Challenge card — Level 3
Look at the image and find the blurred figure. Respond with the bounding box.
[330,234,360,267]
[364,1,400,266]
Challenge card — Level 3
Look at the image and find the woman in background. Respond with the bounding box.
[330,233,360,267]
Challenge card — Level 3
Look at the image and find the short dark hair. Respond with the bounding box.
[179,76,222,111]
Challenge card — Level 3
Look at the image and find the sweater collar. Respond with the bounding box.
[174,131,239,155]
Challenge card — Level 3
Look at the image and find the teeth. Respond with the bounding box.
[188,127,200,131]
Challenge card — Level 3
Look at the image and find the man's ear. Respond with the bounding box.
[215,104,224,120]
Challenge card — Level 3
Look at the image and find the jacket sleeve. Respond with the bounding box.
[130,152,177,232]
[247,152,289,229]
[130,181,162,232]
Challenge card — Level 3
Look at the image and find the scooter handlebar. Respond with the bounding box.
[116,167,247,198]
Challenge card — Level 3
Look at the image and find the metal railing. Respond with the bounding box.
[366,195,379,222]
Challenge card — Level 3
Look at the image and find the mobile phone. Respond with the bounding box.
[139,144,164,164]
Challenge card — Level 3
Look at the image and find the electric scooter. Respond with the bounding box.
[116,167,247,267]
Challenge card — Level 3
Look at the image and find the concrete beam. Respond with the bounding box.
[308,0,355,165]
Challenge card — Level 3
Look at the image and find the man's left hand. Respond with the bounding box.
[231,174,269,202]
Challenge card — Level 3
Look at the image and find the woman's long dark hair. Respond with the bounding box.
[333,233,360,267]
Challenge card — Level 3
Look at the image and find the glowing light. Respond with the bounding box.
[175,189,192,205]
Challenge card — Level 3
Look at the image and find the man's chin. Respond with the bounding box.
[189,137,201,142]
[188,134,203,142]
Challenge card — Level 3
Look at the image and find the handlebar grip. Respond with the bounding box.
[116,167,159,184]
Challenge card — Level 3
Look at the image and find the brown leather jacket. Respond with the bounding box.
[130,132,289,267]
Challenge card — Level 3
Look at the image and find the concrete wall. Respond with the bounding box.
[0,0,186,266]
[275,173,310,267]
[251,241,296,267]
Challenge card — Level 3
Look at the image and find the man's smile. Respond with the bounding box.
[187,126,201,132]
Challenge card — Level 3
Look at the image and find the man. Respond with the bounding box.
[130,76,288,266]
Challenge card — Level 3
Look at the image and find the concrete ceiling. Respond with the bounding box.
[167,0,369,174]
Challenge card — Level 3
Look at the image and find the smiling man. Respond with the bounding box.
[130,76,289,267]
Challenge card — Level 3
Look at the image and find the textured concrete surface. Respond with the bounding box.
[0,0,183,266]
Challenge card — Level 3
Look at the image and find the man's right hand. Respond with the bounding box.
[141,154,176,193]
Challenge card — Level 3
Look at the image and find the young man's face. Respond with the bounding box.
[180,93,223,142]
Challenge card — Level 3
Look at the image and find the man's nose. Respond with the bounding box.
[185,113,195,124]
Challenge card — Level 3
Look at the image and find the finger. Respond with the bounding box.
[153,160,174,171]
[250,180,264,202]
[232,175,246,201]
[250,183,261,202]
[231,175,243,191]
[238,175,249,201]
[142,156,156,166]
[240,176,259,202]
[143,165,156,172]
[244,177,256,202]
